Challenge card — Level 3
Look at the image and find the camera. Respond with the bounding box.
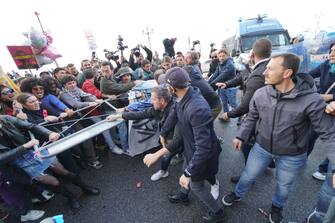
[192,40,200,45]
[117,35,128,51]
[132,46,141,57]
[104,49,119,61]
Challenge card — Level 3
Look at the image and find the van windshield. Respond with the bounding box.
[241,33,290,52]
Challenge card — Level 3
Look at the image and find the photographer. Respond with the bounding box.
[129,44,153,71]
[163,38,177,58]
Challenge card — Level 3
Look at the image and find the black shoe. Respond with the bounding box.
[203,209,227,223]
[168,192,189,206]
[82,186,100,195]
[269,204,283,223]
[69,198,81,210]
[222,192,241,206]
[230,176,240,184]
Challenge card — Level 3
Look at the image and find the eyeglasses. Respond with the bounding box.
[32,86,44,91]
[1,88,14,95]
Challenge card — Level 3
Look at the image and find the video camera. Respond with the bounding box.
[117,35,128,51]
[193,40,200,45]
[104,49,119,61]
[191,40,200,51]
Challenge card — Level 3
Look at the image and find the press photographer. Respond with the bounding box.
[129,44,153,71]
[104,35,129,73]
[163,38,176,58]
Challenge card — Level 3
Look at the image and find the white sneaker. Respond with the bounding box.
[150,170,169,181]
[312,171,326,181]
[210,179,220,200]
[32,190,55,203]
[21,210,45,222]
[110,145,123,155]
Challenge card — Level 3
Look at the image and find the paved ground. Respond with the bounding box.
[9,118,327,223]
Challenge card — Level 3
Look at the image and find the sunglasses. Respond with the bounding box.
[1,88,14,95]
[211,56,218,59]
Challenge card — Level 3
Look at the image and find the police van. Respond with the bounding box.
[222,14,335,73]
[223,14,291,57]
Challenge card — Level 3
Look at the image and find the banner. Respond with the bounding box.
[7,45,40,69]
[84,29,98,51]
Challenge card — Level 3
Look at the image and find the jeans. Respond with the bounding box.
[161,148,183,171]
[90,117,129,151]
[308,164,335,223]
[91,116,116,149]
[218,88,237,112]
[116,121,129,151]
[235,143,307,208]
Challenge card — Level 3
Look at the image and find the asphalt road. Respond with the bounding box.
[11,118,327,223]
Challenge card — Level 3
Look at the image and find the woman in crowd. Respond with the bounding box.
[19,77,103,169]
[0,115,100,210]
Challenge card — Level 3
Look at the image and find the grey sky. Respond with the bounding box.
[0,0,333,72]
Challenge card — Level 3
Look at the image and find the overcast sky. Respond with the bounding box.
[1,0,334,73]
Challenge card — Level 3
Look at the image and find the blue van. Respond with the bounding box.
[223,15,334,73]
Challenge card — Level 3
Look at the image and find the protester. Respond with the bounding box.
[222,53,335,223]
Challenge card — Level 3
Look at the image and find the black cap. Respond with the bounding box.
[165,67,191,88]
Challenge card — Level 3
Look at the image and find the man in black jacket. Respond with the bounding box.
[161,67,227,223]
[215,39,272,183]
[216,38,271,121]
[207,51,220,79]
[106,86,183,182]
[184,51,222,119]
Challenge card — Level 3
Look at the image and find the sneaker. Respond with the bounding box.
[168,192,190,206]
[210,179,220,200]
[21,210,45,222]
[110,145,124,155]
[269,204,283,223]
[32,190,55,203]
[222,192,241,206]
[203,209,227,223]
[42,190,55,200]
[150,170,169,181]
[87,160,103,169]
[312,171,326,181]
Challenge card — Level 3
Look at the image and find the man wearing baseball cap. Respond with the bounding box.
[163,67,226,222]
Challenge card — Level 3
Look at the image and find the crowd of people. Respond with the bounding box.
[0,39,334,223]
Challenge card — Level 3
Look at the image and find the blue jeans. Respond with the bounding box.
[91,117,129,151]
[308,164,335,223]
[218,88,237,112]
[235,143,307,208]
[116,121,129,151]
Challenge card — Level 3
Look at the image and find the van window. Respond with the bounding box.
[240,33,290,52]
